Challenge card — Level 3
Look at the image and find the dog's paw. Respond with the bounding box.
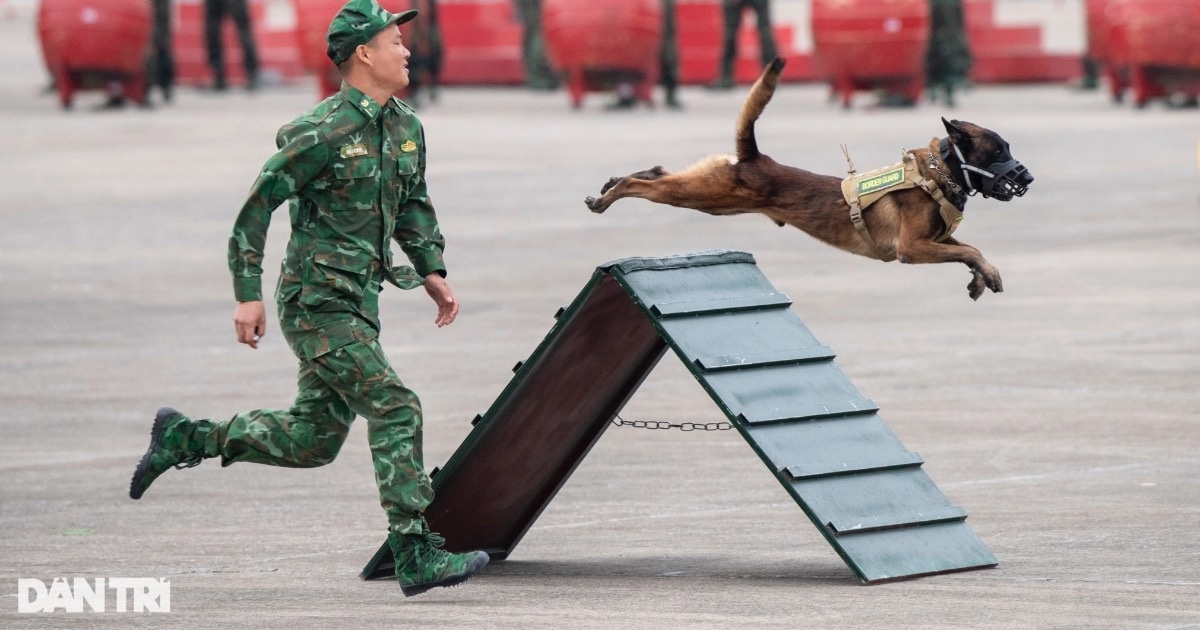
[585,196,605,213]
[968,271,987,301]
[983,266,1004,294]
[600,176,621,195]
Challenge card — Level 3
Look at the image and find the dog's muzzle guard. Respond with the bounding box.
[945,139,1033,202]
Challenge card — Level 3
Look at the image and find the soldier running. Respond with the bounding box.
[129,0,489,597]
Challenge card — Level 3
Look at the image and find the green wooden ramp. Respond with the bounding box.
[362,250,996,583]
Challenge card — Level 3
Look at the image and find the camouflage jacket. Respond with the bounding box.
[227,83,445,317]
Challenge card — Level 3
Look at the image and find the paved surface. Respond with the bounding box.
[2,12,1199,630]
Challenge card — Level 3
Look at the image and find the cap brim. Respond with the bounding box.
[389,9,418,28]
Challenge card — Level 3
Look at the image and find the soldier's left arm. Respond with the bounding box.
[393,127,447,279]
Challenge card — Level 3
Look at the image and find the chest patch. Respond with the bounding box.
[339,143,368,159]
[400,139,417,153]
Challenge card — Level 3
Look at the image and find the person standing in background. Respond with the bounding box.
[515,0,558,89]
[925,0,972,106]
[204,0,260,90]
[147,0,175,103]
[404,0,443,107]
[709,0,777,90]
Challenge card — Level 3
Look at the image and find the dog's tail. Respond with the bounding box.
[735,57,786,162]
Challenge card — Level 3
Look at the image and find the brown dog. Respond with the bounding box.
[585,58,1034,300]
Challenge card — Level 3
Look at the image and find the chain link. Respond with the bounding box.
[611,413,732,432]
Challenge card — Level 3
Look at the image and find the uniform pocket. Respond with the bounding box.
[299,245,373,308]
[334,157,380,180]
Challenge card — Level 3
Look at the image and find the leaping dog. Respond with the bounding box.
[585,58,1034,300]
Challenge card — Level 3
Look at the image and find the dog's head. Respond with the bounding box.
[941,118,1034,201]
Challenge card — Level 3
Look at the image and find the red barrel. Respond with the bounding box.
[542,0,662,108]
[37,0,152,108]
[1107,0,1200,106]
[294,0,416,100]
[811,0,929,108]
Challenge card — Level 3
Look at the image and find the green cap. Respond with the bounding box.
[326,0,417,65]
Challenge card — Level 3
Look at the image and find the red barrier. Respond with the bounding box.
[542,0,662,107]
[965,0,1080,84]
[811,0,929,107]
[37,0,152,108]
[1107,0,1200,106]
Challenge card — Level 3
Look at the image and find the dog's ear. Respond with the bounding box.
[942,117,970,146]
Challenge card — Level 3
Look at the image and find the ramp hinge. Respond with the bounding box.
[512,360,524,373]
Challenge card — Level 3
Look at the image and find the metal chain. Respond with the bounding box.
[611,413,732,432]
[927,151,966,199]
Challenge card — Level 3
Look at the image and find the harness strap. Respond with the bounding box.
[840,150,965,262]
[911,173,964,242]
[841,176,897,262]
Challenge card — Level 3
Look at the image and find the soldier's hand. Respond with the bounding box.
[233,300,267,349]
[424,274,458,327]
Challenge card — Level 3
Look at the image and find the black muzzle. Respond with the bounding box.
[979,159,1033,201]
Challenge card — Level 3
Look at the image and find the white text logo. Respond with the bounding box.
[17,578,170,613]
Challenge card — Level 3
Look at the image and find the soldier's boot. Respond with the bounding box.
[390,529,490,597]
[129,407,218,500]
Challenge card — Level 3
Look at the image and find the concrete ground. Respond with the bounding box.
[2,12,1198,630]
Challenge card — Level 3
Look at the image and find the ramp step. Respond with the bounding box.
[695,346,836,371]
[784,452,924,479]
[828,506,968,535]
[739,399,879,425]
[650,292,792,318]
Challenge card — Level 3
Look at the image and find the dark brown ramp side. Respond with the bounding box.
[362,250,997,583]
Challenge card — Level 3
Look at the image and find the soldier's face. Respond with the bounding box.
[365,26,411,90]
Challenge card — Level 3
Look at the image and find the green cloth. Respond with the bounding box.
[227,81,445,318]
[215,80,446,534]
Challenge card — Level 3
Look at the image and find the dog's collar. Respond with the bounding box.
[931,139,968,210]
[940,137,996,199]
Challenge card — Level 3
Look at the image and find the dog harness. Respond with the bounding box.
[841,150,964,262]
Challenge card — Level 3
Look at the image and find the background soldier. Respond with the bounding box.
[403,0,443,107]
[609,0,682,110]
[146,0,174,103]
[130,0,489,597]
[514,0,558,89]
[710,0,777,90]
[204,0,260,90]
[925,0,972,106]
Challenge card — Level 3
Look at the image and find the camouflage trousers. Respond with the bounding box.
[198,286,433,535]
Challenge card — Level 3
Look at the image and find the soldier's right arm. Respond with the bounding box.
[227,121,331,303]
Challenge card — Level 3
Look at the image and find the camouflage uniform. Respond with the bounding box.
[187,82,442,536]
[204,0,260,88]
[515,0,558,89]
[133,0,487,594]
[925,0,972,106]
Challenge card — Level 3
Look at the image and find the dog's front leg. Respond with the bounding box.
[586,166,669,214]
[895,236,1003,300]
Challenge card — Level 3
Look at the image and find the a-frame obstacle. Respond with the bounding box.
[363,250,997,583]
